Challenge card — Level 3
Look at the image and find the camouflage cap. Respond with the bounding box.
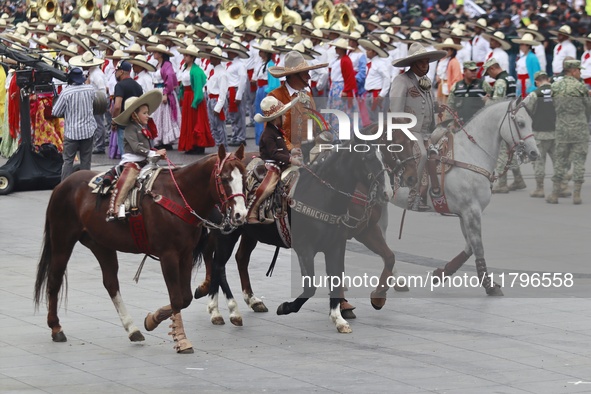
[463,61,478,70]
[563,59,584,70]
[482,57,499,75]
[534,70,548,80]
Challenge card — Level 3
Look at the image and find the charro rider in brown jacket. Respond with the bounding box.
[247,96,302,224]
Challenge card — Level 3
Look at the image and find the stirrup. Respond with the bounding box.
[429,187,442,198]
[117,204,126,220]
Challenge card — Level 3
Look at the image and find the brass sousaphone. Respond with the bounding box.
[219,0,246,29]
[244,0,264,31]
[263,0,283,28]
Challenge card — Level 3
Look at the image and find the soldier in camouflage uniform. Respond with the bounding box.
[482,58,526,194]
[447,61,488,124]
[547,60,591,204]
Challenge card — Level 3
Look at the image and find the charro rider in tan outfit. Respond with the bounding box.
[389,43,447,211]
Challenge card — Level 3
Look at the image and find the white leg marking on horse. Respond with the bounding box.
[227,299,243,326]
[330,306,351,333]
[376,149,394,200]
[112,292,140,336]
[243,290,263,308]
[208,293,224,324]
[230,168,248,219]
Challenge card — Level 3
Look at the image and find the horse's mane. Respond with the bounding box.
[463,99,513,128]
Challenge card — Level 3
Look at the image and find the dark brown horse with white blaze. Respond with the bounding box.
[34,145,247,354]
[194,127,419,330]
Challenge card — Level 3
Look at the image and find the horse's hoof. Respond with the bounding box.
[211,316,225,325]
[337,324,352,334]
[432,268,446,285]
[144,314,158,332]
[230,316,243,326]
[52,331,67,342]
[486,285,504,297]
[394,284,410,292]
[341,309,356,319]
[194,285,208,299]
[251,302,268,313]
[370,291,387,310]
[276,302,289,315]
[129,330,145,342]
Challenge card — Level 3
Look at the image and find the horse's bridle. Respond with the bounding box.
[214,153,246,214]
[500,100,536,164]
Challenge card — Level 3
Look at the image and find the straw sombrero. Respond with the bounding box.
[113,90,163,127]
[177,44,200,58]
[254,96,299,123]
[482,31,512,51]
[70,36,95,54]
[146,44,173,57]
[69,51,104,68]
[224,43,250,59]
[358,39,389,58]
[516,24,545,42]
[105,49,130,60]
[291,43,314,61]
[435,38,463,51]
[128,54,157,72]
[253,39,279,54]
[124,43,145,55]
[549,25,573,38]
[392,42,446,68]
[512,33,541,47]
[466,18,491,32]
[268,50,328,78]
[328,38,353,50]
[196,46,229,62]
[575,33,591,44]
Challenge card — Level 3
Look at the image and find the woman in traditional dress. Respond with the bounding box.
[176,45,214,154]
[512,33,541,98]
[252,40,280,145]
[146,44,181,150]
[435,38,463,105]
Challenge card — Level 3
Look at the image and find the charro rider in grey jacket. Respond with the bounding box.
[389,43,447,211]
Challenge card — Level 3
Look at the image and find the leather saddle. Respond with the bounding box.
[245,158,299,224]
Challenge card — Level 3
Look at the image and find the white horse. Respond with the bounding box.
[389,99,540,296]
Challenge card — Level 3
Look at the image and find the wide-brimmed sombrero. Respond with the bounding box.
[482,31,512,51]
[113,90,163,127]
[254,96,299,123]
[128,54,157,72]
[177,44,200,58]
[146,44,173,57]
[358,39,389,58]
[435,38,463,51]
[549,24,574,38]
[70,36,95,54]
[512,33,541,47]
[516,24,545,42]
[253,39,279,54]
[392,42,446,68]
[328,37,353,51]
[268,50,328,78]
[575,33,591,44]
[224,43,250,59]
[196,46,229,62]
[69,51,104,68]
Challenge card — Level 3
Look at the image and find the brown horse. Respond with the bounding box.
[195,127,419,326]
[34,145,247,354]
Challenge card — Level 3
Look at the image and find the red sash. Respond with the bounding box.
[209,94,226,121]
[584,78,591,86]
[517,74,528,98]
[228,86,238,113]
[248,69,256,92]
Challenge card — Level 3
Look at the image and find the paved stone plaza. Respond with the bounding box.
[1,145,591,394]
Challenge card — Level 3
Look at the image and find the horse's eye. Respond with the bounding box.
[221,176,231,182]
[518,121,525,128]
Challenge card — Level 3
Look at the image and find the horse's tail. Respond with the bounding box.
[34,218,53,309]
[192,228,209,268]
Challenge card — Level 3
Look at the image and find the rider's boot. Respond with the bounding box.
[530,178,545,198]
[247,165,280,224]
[546,182,560,204]
[573,182,582,205]
[492,174,509,194]
[508,168,526,191]
[427,155,441,198]
[107,163,140,221]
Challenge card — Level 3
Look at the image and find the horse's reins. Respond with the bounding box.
[164,154,245,232]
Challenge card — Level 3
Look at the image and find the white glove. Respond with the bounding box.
[290,156,303,166]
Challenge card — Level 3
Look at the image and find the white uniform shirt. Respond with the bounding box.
[484,47,509,84]
[88,66,107,93]
[364,56,391,97]
[533,44,547,72]
[471,34,491,64]
[424,44,438,83]
[457,41,472,71]
[516,54,528,75]
[226,58,248,101]
[310,43,329,91]
[329,56,344,83]
[103,59,117,97]
[581,49,591,80]
[208,64,228,114]
[552,40,576,74]
[135,70,154,93]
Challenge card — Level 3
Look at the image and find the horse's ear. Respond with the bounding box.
[235,144,245,160]
[218,144,227,160]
